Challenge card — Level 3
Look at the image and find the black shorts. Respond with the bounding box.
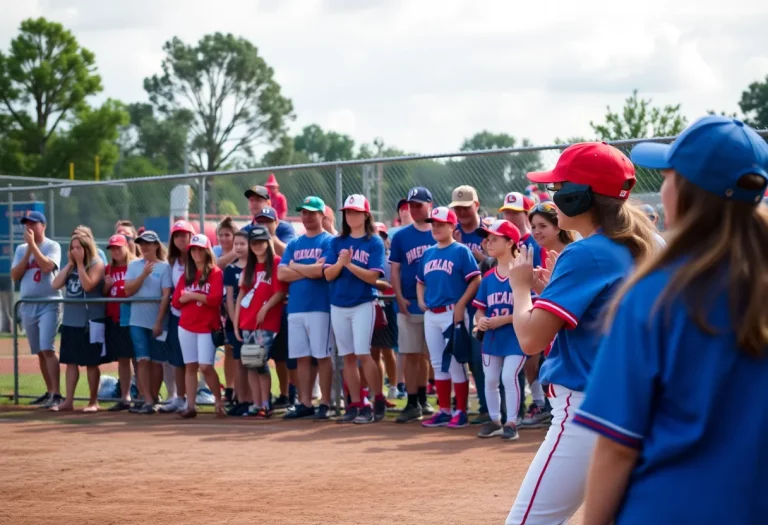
[371,301,397,349]
[105,319,134,361]
[270,312,289,363]
[59,324,103,367]
[226,331,243,360]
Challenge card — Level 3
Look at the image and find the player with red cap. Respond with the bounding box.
[504,142,659,524]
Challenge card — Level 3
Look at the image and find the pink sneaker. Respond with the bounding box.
[446,411,469,429]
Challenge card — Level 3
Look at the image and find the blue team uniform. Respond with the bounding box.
[472,269,525,357]
[454,226,484,255]
[519,233,543,269]
[533,233,633,392]
[417,242,480,309]
[388,225,436,315]
[280,232,334,314]
[574,263,768,524]
[324,234,386,308]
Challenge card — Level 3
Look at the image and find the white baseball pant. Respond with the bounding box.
[178,327,217,366]
[330,302,375,357]
[423,309,469,382]
[505,385,595,525]
[483,354,526,424]
[288,312,335,359]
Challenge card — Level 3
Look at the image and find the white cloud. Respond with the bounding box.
[1,0,767,159]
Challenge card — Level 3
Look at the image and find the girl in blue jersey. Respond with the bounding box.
[575,116,768,525]
[504,142,658,525]
[324,194,387,424]
[416,207,481,429]
[472,220,526,441]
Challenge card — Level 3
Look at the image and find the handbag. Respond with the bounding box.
[241,330,269,369]
[211,327,226,348]
[374,299,388,329]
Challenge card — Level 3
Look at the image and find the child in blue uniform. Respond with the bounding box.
[576,116,768,525]
[504,142,659,525]
[472,220,526,441]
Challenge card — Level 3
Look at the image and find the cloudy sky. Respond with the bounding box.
[2,0,767,156]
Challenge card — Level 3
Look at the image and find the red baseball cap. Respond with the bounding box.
[477,219,521,244]
[107,234,128,248]
[425,207,458,225]
[340,194,371,213]
[265,173,279,187]
[171,220,195,235]
[375,222,388,234]
[527,142,636,199]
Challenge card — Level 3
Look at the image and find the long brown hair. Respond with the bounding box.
[243,239,276,289]
[185,246,216,287]
[69,233,97,269]
[109,244,136,267]
[168,231,190,267]
[341,211,376,239]
[606,172,768,358]
[529,205,575,245]
[591,191,658,261]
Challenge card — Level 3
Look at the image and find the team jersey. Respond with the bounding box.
[454,225,484,255]
[471,268,526,356]
[388,224,436,315]
[574,263,768,524]
[533,233,633,391]
[12,239,62,299]
[223,262,245,331]
[105,264,128,323]
[280,232,334,314]
[416,242,480,309]
[238,257,287,332]
[171,266,224,333]
[324,234,386,308]
[520,233,543,269]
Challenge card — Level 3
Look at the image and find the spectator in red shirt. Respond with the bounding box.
[264,174,288,219]
[234,226,287,418]
[172,234,225,419]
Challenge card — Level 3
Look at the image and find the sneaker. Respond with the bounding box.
[108,400,132,412]
[470,412,492,426]
[137,404,156,414]
[176,400,188,413]
[396,385,407,400]
[159,397,184,413]
[420,401,435,416]
[521,404,552,428]
[247,404,261,416]
[196,388,215,405]
[502,424,520,441]
[373,398,387,422]
[354,405,375,424]
[43,394,64,409]
[283,403,315,420]
[129,402,144,413]
[477,421,503,438]
[314,404,331,420]
[395,404,423,423]
[422,411,453,428]
[387,386,398,400]
[272,395,289,409]
[30,393,51,406]
[226,402,250,417]
[252,407,273,419]
[447,411,469,429]
[337,406,359,424]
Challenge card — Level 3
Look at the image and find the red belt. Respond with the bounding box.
[429,304,455,314]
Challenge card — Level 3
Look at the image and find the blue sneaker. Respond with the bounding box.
[421,411,453,428]
[446,411,469,429]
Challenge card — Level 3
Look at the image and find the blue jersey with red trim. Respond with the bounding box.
[280,232,333,314]
[472,269,525,357]
[417,242,480,309]
[455,225,484,255]
[324,234,385,308]
[574,263,768,524]
[388,224,436,315]
[534,233,632,391]
[520,233,543,269]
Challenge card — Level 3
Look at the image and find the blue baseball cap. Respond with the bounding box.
[630,116,768,204]
[20,211,46,225]
[406,187,433,203]
[254,206,277,222]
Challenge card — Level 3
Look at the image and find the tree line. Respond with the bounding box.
[1,17,766,227]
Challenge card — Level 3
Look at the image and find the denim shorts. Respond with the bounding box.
[242,330,275,375]
[166,315,185,368]
[129,326,169,363]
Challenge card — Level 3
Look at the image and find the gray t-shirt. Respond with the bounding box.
[62,261,105,327]
[12,239,62,299]
[125,259,172,329]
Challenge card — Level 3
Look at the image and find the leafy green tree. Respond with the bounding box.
[553,136,592,145]
[122,103,193,174]
[738,75,768,129]
[590,89,687,140]
[294,124,356,162]
[144,33,294,173]
[460,131,517,151]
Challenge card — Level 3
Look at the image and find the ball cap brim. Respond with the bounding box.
[629,142,673,170]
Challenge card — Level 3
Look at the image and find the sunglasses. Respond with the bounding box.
[529,202,557,215]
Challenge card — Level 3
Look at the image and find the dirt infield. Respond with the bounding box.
[0,407,585,525]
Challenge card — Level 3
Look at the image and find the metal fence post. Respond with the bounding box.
[8,185,14,307]
[13,300,20,405]
[333,165,343,415]
[198,176,206,234]
[48,183,55,238]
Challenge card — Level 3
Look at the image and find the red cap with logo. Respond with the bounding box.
[426,206,458,225]
[107,234,128,248]
[340,194,371,213]
[477,219,521,244]
[527,142,636,199]
[171,220,195,235]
